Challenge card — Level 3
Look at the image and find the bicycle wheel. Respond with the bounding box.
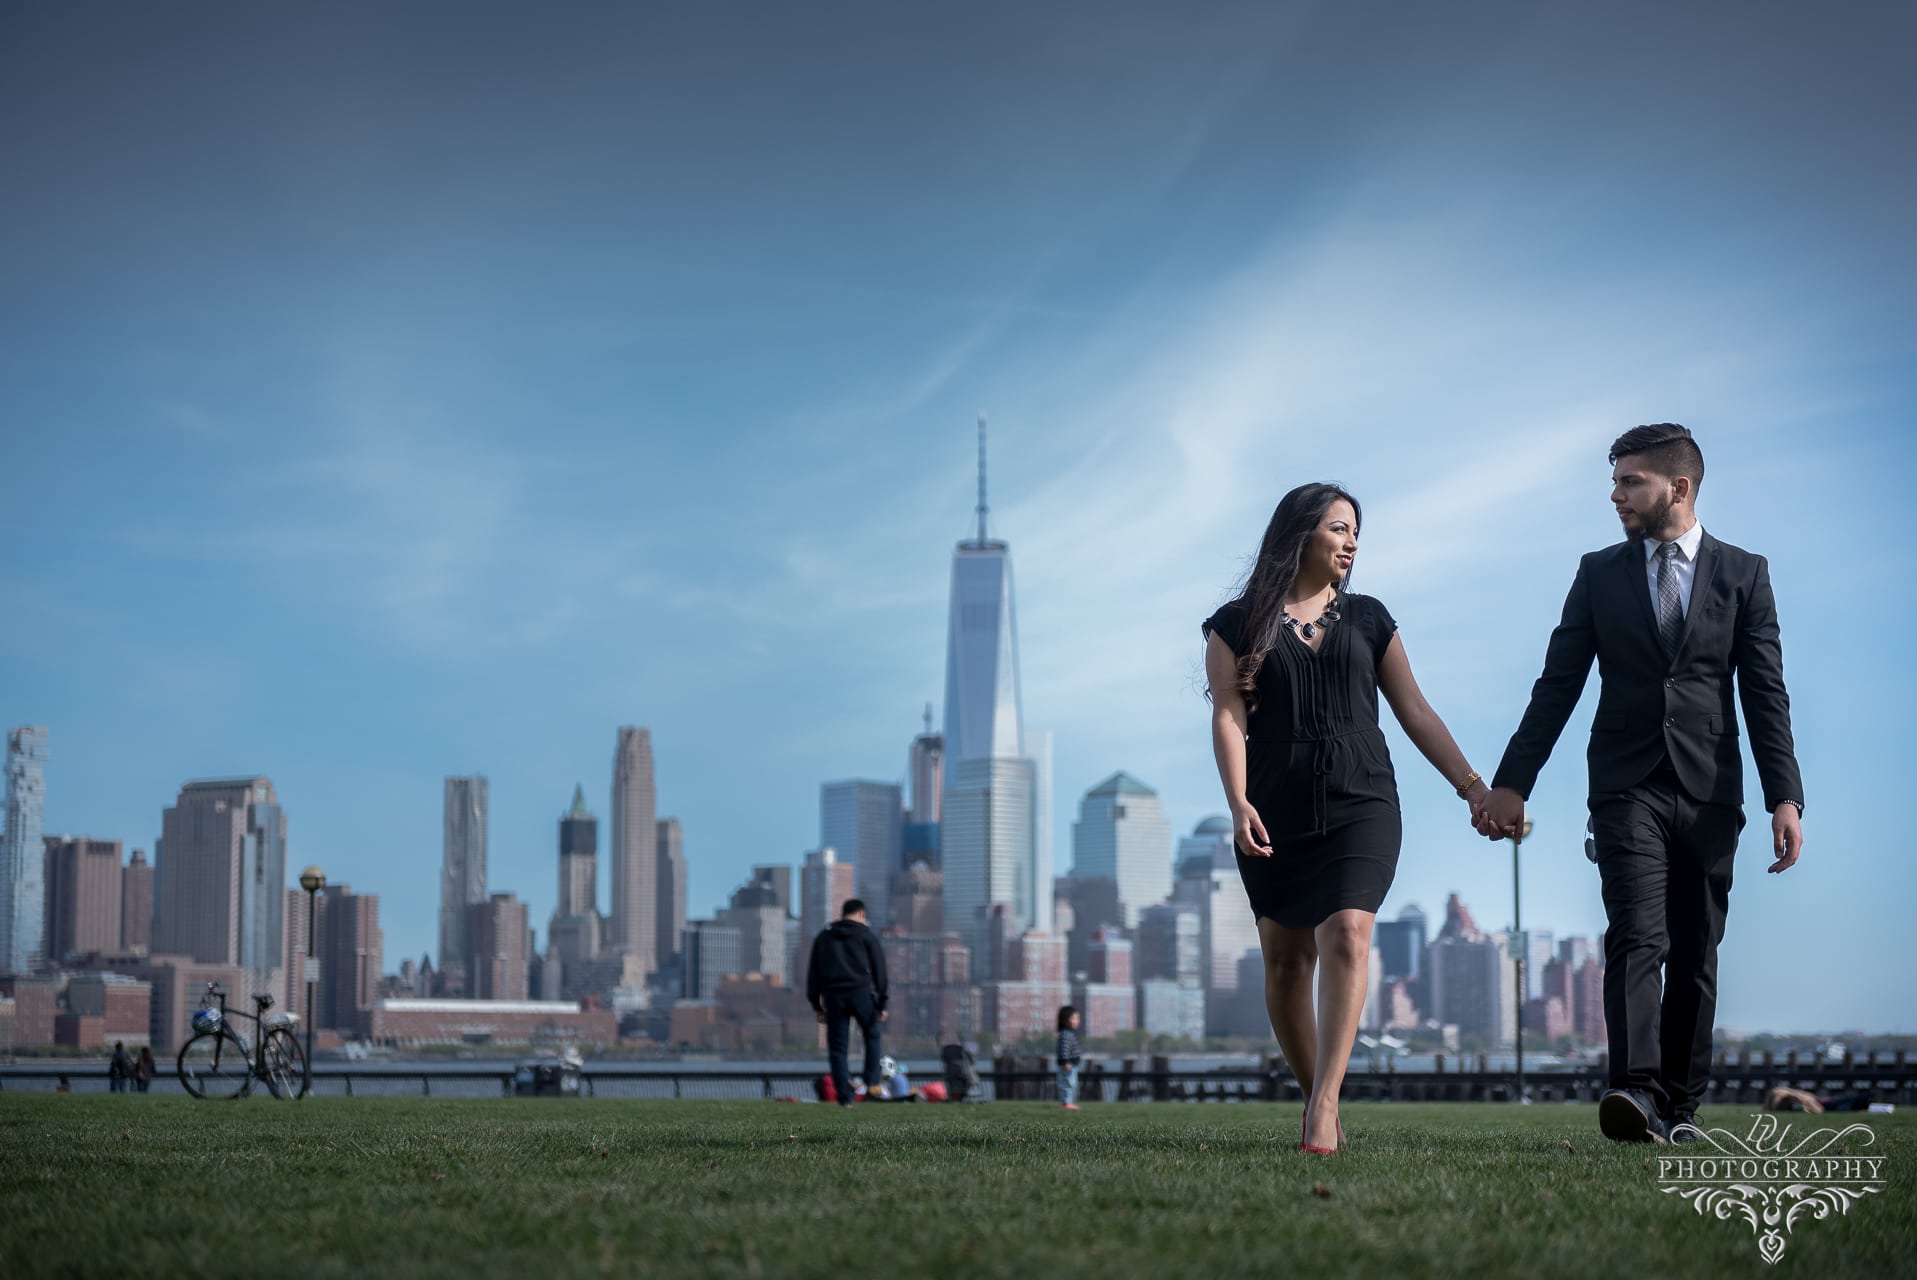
[178,1029,253,1100]
[262,1028,308,1099]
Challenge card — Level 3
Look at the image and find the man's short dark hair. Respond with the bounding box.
[841,898,866,919]
[1610,423,1705,490]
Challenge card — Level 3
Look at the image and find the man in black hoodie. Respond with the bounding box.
[807,899,889,1106]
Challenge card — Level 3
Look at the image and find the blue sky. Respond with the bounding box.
[3,2,1912,1033]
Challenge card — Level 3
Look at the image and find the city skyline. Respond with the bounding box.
[3,3,1912,1033]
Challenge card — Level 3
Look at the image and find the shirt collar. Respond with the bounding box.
[1644,520,1705,562]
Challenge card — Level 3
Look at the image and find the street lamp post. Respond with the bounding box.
[1510,820,1533,1103]
[299,865,326,1099]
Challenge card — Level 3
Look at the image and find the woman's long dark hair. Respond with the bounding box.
[1214,482,1362,710]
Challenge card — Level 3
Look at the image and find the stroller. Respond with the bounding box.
[940,1042,983,1102]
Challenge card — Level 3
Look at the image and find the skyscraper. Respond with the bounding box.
[41,836,122,964]
[466,892,530,1001]
[1,726,50,974]
[1070,772,1174,929]
[821,780,902,928]
[888,863,943,935]
[797,846,854,991]
[1523,929,1555,1002]
[904,705,944,867]
[1028,728,1056,936]
[549,785,602,977]
[681,919,744,999]
[439,776,489,993]
[656,817,686,970]
[1375,903,1428,984]
[1135,902,1202,985]
[609,727,658,976]
[120,848,153,953]
[1427,893,1514,1047]
[557,784,596,919]
[719,882,787,985]
[314,882,383,1034]
[908,704,943,824]
[152,777,287,1007]
[940,415,1049,962]
[1174,816,1264,1037]
[746,864,791,917]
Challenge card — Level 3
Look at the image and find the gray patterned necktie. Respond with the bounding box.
[1655,541,1684,658]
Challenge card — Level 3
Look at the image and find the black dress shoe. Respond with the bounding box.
[1599,1089,1669,1144]
[1669,1114,1703,1144]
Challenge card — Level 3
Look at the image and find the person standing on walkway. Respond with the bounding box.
[806,899,889,1107]
[108,1041,131,1094]
[134,1045,156,1093]
[1056,1006,1082,1111]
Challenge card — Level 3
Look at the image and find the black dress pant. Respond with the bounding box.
[1590,758,1742,1120]
[823,990,882,1104]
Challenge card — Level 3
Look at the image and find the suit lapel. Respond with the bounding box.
[1620,541,1659,641]
[1670,531,1718,667]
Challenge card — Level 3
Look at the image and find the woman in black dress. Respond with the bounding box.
[1204,482,1489,1154]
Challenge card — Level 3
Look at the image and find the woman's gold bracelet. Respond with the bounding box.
[1455,770,1482,797]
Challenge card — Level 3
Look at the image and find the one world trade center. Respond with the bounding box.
[940,415,1052,976]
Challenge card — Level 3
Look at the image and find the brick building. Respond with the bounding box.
[84,954,251,1052]
[981,929,1070,1043]
[1086,927,1132,985]
[0,977,59,1047]
[466,894,530,1002]
[42,837,123,964]
[1071,981,1134,1039]
[667,974,822,1052]
[879,929,978,1041]
[65,974,152,1048]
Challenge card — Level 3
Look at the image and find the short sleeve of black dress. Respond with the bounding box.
[1365,596,1398,666]
[1202,599,1249,654]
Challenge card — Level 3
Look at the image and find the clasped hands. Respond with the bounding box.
[1469,783,1526,840]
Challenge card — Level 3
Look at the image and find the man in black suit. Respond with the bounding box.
[1478,424,1805,1143]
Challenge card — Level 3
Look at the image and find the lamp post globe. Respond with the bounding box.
[300,866,326,893]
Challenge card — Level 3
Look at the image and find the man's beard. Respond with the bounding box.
[1624,490,1674,542]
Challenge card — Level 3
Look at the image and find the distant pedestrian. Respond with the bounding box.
[1056,1006,1082,1110]
[806,898,889,1107]
[108,1041,132,1094]
[135,1046,156,1093]
[940,1039,982,1102]
[55,1075,71,1093]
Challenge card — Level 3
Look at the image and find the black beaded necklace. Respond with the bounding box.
[1281,592,1341,640]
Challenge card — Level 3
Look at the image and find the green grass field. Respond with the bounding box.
[2,1096,1908,1278]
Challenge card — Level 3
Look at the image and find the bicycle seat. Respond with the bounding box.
[253,993,275,1010]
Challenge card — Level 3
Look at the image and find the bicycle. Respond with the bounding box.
[176,982,309,1100]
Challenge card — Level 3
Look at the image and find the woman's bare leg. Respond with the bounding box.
[1306,908,1375,1149]
[1257,917,1319,1107]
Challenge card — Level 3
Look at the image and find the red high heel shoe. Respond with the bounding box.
[1300,1111,1340,1155]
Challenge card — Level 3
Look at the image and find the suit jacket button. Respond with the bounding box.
[1664,678,1675,689]
[1665,716,1676,727]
